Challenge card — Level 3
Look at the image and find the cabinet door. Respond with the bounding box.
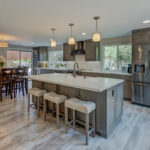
[39,47,48,61]
[142,84,150,106]
[63,43,75,61]
[132,29,150,45]
[115,84,123,119]
[133,83,141,104]
[124,80,132,99]
[107,88,115,130]
[85,40,100,61]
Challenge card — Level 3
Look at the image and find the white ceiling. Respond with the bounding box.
[0,0,150,47]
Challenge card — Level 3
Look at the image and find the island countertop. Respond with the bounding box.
[25,73,124,92]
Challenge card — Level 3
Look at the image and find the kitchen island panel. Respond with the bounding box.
[31,80,123,138]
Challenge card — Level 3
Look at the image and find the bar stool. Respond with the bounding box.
[43,92,67,128]
[28,88,47,117]
[65,98,96,145]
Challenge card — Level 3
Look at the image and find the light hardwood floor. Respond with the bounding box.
[0,94,150,150]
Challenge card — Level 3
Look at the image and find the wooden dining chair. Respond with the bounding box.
[13,68,25,98]
[0,68,13,101]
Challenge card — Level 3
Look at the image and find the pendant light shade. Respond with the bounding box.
[50,40,56,47]
[68,23,76,45]
[68,37,76,45]
[0,42,8,47]
[92,16,101,42]
[50,28,57,47]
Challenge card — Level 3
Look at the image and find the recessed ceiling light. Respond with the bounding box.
[143,20,150,24]
[82,32,87,35]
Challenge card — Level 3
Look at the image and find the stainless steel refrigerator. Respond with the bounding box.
[132,45,150,106]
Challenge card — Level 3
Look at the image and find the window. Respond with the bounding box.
[103,44,132,71]
[7,50,32,75]
[49,50,63,62]
[7,50,20,67]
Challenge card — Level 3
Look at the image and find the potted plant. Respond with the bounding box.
[0,56,6,69]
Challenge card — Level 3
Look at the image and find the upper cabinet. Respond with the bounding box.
[85,39,100,61]
[63,43,75,61]
[132,28,150,45]
[38,46,48,61]
[63,40,100,61]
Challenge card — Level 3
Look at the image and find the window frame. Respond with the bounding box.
[6,49,32,67]
[102,44,132,72]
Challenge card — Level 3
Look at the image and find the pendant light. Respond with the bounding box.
[0,42,8,47]
[92,16,101,42]
[50,28,56,47]
[68,23,76,45]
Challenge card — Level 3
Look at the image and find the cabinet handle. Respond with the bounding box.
[112,90,114,97]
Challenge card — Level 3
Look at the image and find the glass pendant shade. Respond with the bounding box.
[50,28,56,47]
[50,40,56,47]
[68,23,75,45]
[68,37,76,45]
[92,32,101,42]
[92,16,101,42]
[0,42,8,47]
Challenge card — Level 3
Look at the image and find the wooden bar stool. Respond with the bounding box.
[65,98,96,145]
[28,88,47,117]
[43,92,67,128]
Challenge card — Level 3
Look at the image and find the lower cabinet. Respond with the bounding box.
[84,72,132,100]
[106,83,123,135]
[106,87,115,133]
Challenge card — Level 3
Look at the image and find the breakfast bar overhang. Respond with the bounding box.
[25,73,124,138]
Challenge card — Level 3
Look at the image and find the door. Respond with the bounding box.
[63,43,75,61]
[85,40,100,61]
[143,83,150,106]
[7,50,32,75]
[21,51,32,75]
[133,82,141,104]
[133,82,150,106]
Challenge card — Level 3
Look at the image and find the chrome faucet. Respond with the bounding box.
[73,62,79,77]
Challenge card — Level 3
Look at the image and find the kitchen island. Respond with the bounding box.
[26,73,124,138]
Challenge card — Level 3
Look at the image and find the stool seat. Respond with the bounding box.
[28,88,47,97]
[44,92,67,104]
[65,98,96,114]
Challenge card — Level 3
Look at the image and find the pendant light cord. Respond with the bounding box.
[71,25,72,37]
[53,30,54,40]
[96,19,98,32]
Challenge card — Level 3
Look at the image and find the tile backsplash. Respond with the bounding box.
[65,61,101,71]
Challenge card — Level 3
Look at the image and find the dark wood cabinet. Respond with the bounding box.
[63,43,75,61]
[85,39,100,61]
[132,28,150,45]
[38,47,48,61]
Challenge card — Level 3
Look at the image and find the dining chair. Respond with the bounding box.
[0,68,13,101]
[13,68,25,98]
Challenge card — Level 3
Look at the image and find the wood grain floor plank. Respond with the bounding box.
[0,94,150,150]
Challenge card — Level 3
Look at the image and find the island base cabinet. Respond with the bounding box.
[31,80,123,138]
[106,84,123,137]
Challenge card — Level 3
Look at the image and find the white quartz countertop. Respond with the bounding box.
[25,73,124,92]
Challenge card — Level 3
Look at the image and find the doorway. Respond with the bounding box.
[7,50,32,75]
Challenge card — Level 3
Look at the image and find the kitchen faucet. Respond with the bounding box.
[73,62,79,77]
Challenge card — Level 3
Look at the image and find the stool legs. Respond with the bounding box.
[73,110,75,127]
[56,104,59,129]
[92,110,95,137]
[37,97,40,118]
[85,114,89,145]
[65,107,68,133]
[43,99,47,121]
[28,94,30,112]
